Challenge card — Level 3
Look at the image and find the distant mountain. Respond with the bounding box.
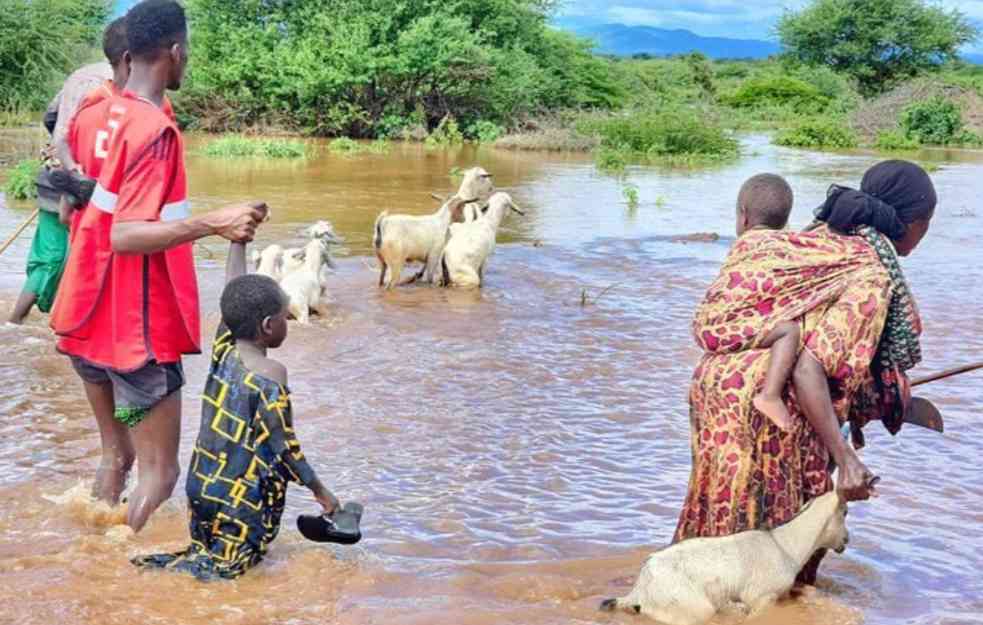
[557,21,781,60]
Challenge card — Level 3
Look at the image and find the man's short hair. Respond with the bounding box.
[738,173,794,230]
[103,17,128,67]
[125,0,187,61]
[220,275,287,341]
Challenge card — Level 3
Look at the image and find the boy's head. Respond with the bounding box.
[125,0,189,90]
[103,17,129,69]
[220,274,289,348]
[736,174,794,236]
[103,17,131,89]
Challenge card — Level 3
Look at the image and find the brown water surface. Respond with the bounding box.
[0,134,981,625]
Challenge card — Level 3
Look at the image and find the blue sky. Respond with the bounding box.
[558,0,983,49]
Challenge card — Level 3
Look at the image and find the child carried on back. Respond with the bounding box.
[133,239,344,580]
[695,174,825,432]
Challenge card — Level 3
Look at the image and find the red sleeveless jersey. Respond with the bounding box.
[50,91,200,371]
[63,82,174,235]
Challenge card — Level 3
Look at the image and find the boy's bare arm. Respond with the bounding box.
[226,241,248,285]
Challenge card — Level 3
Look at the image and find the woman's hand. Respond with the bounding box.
[836,451,878,501]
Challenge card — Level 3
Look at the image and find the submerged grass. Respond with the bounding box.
[329,137,392,154]
[202,135,309,159]
[3,158,40,200]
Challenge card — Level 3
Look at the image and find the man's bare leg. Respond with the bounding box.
[7,290,37,325]
[83,381,135,505]
[753,321,800,431]
[126,392,181,532]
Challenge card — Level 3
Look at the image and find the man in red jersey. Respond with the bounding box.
[51,0,268,531]
[56,17,176,234]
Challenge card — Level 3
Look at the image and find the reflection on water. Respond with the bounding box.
[0,134,981,625]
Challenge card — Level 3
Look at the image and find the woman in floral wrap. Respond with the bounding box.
[677,161,936,582]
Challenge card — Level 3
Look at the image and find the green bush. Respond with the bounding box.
[3,159,41,200]
[775,117,858,149]
[467,120,505,143]
[900,97,963,145]
[596,146,629,173]
[725,76,831,113]
[425,116,465,148]
[202,136,308,159]
[329,138,361,153]
[875,130,920,151]
[778,0,979,95]
[0,0,110,111]
[581,109,739,158]
[953,129,983,147]
[179,0,626,136]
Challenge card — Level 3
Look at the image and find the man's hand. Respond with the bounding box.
[205,201,269,243]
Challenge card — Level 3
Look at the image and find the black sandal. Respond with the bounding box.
[297,502,363,545]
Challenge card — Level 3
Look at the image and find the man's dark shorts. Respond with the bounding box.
[70,358,185,427]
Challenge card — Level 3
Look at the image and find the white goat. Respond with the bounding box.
[373,167,495,289]
[252,244,284,281]
[281,247,306,277]
[439,192,523,289]
[600,490,850,625]
[306,220,343,243]
[280,238,332,324]
[457,167,494,222]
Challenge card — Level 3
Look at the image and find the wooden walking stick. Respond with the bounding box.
[911,361,983,388]
[0,208,40,257]
[903,362,983,433]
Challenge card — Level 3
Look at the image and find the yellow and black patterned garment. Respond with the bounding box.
[133,330,317,580]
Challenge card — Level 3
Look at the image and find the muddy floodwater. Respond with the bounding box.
[1,133,982,625]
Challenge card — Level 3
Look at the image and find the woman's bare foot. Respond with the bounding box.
[754,393,791,431]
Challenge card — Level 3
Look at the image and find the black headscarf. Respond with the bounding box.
[816,160,937,240]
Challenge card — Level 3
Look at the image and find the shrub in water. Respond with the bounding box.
[875,129,920,151]
[900,97,963,145]
[596,146,629,173]
[203,136,307,159]
[3,159,41,200]
[467,120,505,144]
[261,139,308,159]
[775,118,858,149]
[622,183,640,209]
[725,76,831,114]
[582,109,738,158]
[425,117,465,149]
[329,138,361,153]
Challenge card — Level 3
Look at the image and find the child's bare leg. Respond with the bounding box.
[753,321,799,430]
[793,351,877,500]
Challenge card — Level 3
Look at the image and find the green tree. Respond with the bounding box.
[777,0,978,94]
[0,0,110,110]
[180,0,624,136]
